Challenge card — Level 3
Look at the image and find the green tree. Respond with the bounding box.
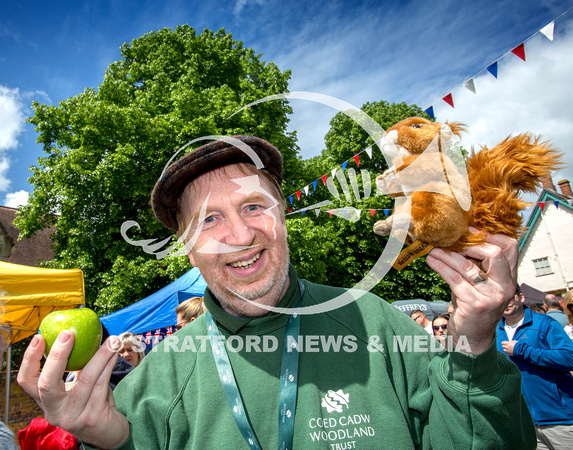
[287,100,451,302]
[17,25,301,314]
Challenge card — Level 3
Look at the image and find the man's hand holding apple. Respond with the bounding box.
[17,332,130,449]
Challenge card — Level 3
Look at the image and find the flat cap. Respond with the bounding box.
[151,135,283,231]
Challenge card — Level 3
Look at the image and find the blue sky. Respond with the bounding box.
[2,0,573,209]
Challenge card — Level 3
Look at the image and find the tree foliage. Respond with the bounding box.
[287,100,451,302]
[17,25,301,314]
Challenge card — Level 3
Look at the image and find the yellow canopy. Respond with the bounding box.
[0,261,85,343]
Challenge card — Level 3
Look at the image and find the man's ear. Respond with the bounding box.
[187,251,197,267]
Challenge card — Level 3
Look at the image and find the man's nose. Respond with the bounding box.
[224,216,255,246]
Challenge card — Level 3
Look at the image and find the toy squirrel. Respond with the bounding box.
[373,117,563,268]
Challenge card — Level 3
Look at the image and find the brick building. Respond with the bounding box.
[0,205,54,266]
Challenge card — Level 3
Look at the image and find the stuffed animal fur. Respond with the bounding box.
[373,117,563,252]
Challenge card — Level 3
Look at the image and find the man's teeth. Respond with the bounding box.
[230,252,261,269]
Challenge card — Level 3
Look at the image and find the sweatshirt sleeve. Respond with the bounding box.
[513,321,573,371]
[427,343,536,449]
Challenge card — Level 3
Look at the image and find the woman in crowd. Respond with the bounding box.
[118,331,146,368]
[432,314,450,348]
[563,290,573,341]
[175,296,206,330]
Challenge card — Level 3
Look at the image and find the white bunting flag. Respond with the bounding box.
[540,22,554,41]
[463,78,476,94]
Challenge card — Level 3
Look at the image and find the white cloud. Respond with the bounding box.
[234,0,264,16]
[0,158,10,192]
[3,190,29,208]
[0,85,25,151]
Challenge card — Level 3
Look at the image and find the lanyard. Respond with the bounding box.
[206,295,302,450]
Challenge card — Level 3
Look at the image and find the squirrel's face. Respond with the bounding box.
[384,117,466,157]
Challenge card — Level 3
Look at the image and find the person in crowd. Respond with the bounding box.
[524,302,545,314]
[19,135,535,449]
[0,322,17,450]
[563,290,573,340]
[410,309,433,334]
[432,313,449,348]
[543,293,568,328]
[498,284,573,449]
[447,301,454,314]
[175,296,206,330]
[117,332,146,368]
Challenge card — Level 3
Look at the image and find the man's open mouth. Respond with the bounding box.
[230,252,261,269]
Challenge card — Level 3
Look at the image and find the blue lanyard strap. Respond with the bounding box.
[206,299,301,450]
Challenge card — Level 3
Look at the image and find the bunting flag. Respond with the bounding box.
[312,180,318,190]
[304,185,309,196]
[331,168,337,178]
[463,78,476,94]
[539,202,545,210]
[554,201,560,208]
[296,190,301,200]
[424,106,435,119]
[314,209,320,217]
[354,154,360,167]
[442,93,454,108]
[487,62,498,78]
[383,209,390,217]
[328,209,333,217]
[540,21,555,40]
[322,174,328,185]
[288,208,293,214]
[365,146,373,159]
[568,199,573,207]
[341,161,348,172]
[511,43,526,61]
[289,196,293,204]
[370,209,376,217]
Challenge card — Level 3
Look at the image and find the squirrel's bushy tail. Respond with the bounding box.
[464,133,563,241]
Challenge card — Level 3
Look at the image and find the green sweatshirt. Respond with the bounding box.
[96,266,534,449]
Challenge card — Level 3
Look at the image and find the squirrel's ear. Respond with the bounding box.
[445,122,467,139]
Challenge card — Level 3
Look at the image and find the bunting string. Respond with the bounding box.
[423,6,573,119]
[284,7,573,221]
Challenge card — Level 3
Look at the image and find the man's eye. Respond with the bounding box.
[203,216,215,224]
[247,205,260,212]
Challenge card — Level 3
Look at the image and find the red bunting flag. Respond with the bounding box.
[511,43,526,61]
[328,209,333,217]
[354,155,360,167]
[442,93,454,108]
[370,209,376,217]
[322,174,328,185]
[296,190,301,200]
[288,208,293,214]
[539,202,545,211]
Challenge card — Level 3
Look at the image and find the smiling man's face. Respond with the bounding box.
[179,163,290,317]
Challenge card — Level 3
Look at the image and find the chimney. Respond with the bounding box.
[541,176,557,192]
[557,179,572,198]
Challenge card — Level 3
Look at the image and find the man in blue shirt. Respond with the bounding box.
[544,293,568,328]
[498,284,573,449]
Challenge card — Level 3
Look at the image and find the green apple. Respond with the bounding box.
[40,308,103,371]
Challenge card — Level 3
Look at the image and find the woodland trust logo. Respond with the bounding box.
[121,92,470,316]
[322,389,350,413]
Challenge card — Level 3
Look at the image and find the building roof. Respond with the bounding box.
[518,188,573,253]
[0,206,54,266]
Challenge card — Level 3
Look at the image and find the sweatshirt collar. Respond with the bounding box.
[203,263,301,335]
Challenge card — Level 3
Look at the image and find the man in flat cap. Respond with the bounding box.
[19,136,535,449]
